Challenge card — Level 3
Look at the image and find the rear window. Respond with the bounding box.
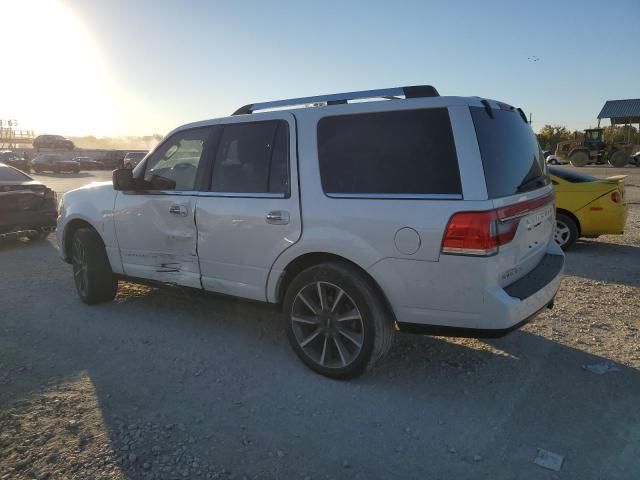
[549,166,595,183]
[317,108,461,196]
[0,165,31,182]
[471,106,549,198]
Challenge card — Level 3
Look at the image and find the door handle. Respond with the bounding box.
[169,205,188,217]
[266,210,290,225]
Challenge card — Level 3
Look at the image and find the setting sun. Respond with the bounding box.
[1,0,119,135]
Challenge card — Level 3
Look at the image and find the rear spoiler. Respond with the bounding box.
[605,175,627,183]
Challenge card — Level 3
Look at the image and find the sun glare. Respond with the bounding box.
[1,0,119,136]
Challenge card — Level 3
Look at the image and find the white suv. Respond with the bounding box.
[57,86,564,378]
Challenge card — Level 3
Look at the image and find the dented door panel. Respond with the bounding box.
[113,193,201,288]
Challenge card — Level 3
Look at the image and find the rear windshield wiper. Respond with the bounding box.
[517,175,547,192]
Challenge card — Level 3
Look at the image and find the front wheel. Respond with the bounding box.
[569,150,590,167]
[554,213,579,250]
[608,150,630,168]
[283,262,394,379]
[71,228,118,304]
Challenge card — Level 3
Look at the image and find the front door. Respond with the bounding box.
[114,126,214,288]
[195,113,301,301]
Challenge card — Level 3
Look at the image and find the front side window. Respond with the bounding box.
[317,108,461,196]
[144,127,211,191]
[210,120,289,195]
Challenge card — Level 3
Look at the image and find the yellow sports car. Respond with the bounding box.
[549,166,628,249]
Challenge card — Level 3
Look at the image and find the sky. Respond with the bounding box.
[1,0,639,137]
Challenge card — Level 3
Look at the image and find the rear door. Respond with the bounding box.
[114,126,215,287]
[195,113,301,301]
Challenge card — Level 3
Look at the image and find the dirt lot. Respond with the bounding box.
[1,167,639,479]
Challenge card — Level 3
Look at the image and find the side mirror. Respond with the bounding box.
[112,168,135,191]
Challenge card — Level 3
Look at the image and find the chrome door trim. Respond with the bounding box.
[324,193,463,200]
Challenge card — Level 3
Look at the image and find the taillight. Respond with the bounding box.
[442,211,519,256]
[44,188,56,202]
[611,191,621,203]
[442,192,554,257]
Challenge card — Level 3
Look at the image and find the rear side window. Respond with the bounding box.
[317,108,461,196]
[471,107,548,198]
[210,120,289,195]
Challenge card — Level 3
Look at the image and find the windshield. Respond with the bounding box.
[471,106,549,198]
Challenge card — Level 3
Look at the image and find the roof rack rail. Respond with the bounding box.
[232,85,439,115]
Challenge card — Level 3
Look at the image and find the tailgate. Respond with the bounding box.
[491,189,556,287]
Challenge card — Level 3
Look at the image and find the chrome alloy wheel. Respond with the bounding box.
[290,281,364,369]
[72,237,89,297]
[554,220,570,247]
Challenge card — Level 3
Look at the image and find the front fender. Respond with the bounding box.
[56,184,121,273]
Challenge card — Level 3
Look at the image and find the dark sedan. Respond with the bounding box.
[31,154,81,173]
[33,134,74,152]
[0,151,29,172]
[73,156,105,170]
[0,163,57,241]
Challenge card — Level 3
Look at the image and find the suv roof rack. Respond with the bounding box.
[232,85,439,115]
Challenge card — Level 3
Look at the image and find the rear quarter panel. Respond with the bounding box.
[266,98,494,302]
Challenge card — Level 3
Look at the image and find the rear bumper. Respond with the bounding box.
[1,209,57,232]
[576,202,628,236]
[368,241,564,333]
[398,298,555,338]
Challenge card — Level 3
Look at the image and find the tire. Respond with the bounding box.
[71,228,118,304]
[608,150,630,168]
[549,158,557,165]
[569,150,590,167]
[283,262,394,379]
[554,213,579,250]
[32,167,41,174]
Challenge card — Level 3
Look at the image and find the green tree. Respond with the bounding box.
[603,125,639,144]
[536,125,572,152]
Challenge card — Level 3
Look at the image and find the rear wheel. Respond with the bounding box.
[283,262,394,379]
[71,228,118,304]
[555,213,578,250]
[609,150,630,168]
[569,150,590,167]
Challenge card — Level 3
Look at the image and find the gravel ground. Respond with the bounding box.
[1,166,639,479]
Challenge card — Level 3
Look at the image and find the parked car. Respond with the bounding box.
[98,151,127,169]
[0,163,57,240]
[550,166,628,249]
[0,151,29,172]
[33,134,74,152]
[123,152,147,169]
[31,154,80,173]
[73,157,105,170]
[546,154,569,165]
[57,86,564,378]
